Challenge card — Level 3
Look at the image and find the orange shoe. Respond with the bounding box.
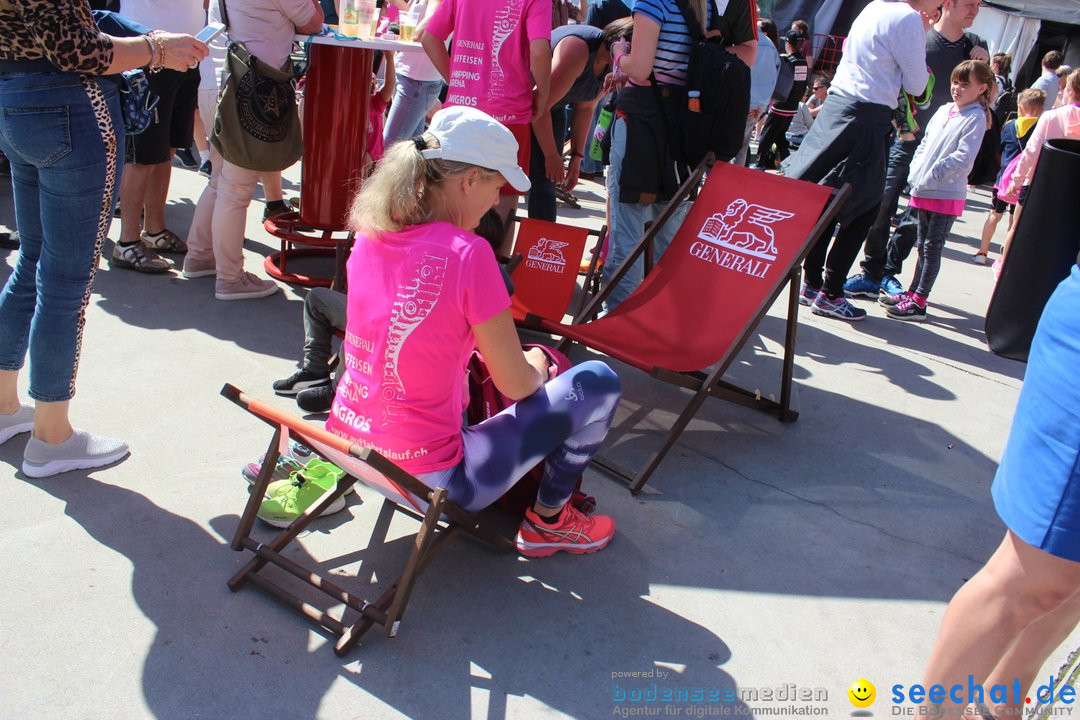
[515,505,615,557]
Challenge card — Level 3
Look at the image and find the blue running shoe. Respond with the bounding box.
[842,273,879,299]
[880,275,905,297]
[812,292,868,321]
[799,282,821,307]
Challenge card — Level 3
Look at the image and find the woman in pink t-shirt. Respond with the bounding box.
[327,107,621,558]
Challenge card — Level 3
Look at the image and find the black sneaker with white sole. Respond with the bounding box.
[296,383,335,413]
[272,369,331,396]
[175,146,199,169]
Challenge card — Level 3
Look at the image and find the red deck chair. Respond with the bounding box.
[530,158,849,493]
[508,218,604,322]
[221,384,514,655]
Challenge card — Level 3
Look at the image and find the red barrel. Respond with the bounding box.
[300,42,373,229]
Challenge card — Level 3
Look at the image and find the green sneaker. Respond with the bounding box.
[299,456,347,485]
[257,463,347,528]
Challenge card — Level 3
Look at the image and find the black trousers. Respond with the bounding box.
[803,203,878,296]
[756,112,793,168]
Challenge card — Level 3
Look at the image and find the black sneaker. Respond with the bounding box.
[0,230,17,250]
[272,369,331,396]
[262,200,291,222]
[175,146,199,169]
[198,159,212,178]
[297,383,335,413]
[885,296,927,322]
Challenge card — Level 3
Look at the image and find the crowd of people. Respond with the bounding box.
[2,0,1080,707]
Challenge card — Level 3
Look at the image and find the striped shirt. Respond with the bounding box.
[631,0,715,85]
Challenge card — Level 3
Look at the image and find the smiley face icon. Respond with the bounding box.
[848,679,876,708]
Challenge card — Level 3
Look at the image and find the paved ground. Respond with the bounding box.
[0,158,1072,720]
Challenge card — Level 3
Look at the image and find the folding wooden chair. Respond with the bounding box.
[527,157,850,494]
[508,218,605,322]
[221,384,514,655]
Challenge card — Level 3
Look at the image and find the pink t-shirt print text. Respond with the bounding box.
[326,223,510,475]
[426,0,552,126]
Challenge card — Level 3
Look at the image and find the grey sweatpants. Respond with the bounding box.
[302,287,347,376]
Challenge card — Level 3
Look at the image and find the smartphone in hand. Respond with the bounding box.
[195,22,226,44]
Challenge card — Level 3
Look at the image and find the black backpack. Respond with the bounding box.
[993,80,1017,126]
[669,0,750,164]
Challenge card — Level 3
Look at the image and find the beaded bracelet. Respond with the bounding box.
[144,31,165,73]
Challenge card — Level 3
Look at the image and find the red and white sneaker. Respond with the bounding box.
[515,505,615,558]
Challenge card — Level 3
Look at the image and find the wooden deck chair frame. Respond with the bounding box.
[221,384,514,655]
[528,155,851,494]
[508,217,607,321]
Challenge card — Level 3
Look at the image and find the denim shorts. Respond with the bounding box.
[0,71,123,401]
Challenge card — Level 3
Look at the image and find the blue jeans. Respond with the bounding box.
[382,75,443,147]
[602,117,690,311]
[0,72,123,402]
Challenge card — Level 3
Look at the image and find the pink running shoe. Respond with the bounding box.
[515,505,615,558]
[242,441,314,485]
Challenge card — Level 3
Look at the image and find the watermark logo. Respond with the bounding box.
[888,675,1078,715]
[610,670,829,716]
[848,679,876,709]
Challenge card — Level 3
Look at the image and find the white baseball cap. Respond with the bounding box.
[420,106,531,192]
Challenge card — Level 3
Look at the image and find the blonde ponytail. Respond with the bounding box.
[348,135,495,235]
[689,0,708,31]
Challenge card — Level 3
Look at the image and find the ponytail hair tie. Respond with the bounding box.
[412,135,427,151]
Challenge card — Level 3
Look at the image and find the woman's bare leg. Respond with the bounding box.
[922,531,1080,716]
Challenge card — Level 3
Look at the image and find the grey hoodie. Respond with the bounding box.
[907,101,987,202]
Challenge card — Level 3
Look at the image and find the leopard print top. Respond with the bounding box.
[0,0,114,74]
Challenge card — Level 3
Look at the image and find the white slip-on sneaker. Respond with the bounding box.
[0,404,34,445]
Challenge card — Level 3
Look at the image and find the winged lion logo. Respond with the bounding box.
[698,199,794,261]
[527,237,569,266]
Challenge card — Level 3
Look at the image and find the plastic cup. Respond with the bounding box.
[355,0,377,38]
